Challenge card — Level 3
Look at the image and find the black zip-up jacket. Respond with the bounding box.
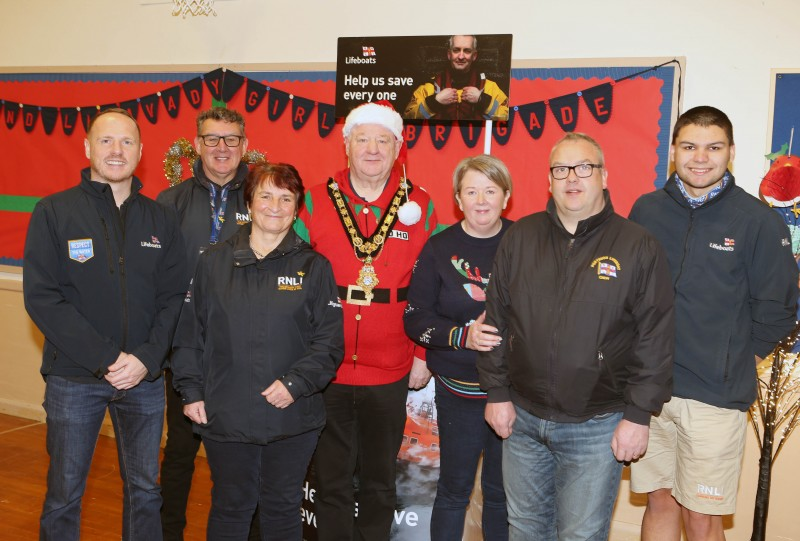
[156,160,251,278]
[171,225,344,444]
[23,168,187,381]
[477,192,674,425]
[630,173,798,410]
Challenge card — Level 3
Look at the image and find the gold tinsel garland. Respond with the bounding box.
[163,137,267,187]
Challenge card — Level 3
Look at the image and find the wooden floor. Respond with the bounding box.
[0,412,212,540]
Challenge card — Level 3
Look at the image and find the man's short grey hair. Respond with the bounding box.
[449,35,478,50]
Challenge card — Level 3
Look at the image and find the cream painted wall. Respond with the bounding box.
[1,0,799,539]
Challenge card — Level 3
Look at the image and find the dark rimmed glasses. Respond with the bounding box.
[550,163,603,180]
[199,134,244,147]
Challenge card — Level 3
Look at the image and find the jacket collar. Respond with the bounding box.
[663,170,736,210]
[192,159,249,191]
[232,222,307,266]
[546,189,614,238]
[79,167,142,204]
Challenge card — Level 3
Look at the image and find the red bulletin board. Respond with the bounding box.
[0,61,680,265]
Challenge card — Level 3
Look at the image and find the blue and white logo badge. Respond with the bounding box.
[68,238,94,263]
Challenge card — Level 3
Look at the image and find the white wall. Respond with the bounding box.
[2,1,799,540]
[1,0,798,194]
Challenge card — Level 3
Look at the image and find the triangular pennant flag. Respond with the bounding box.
[459,121,483,148]
[183,77,204,109]
[120,99,140,119]
[428,121,453,150]
[317,103,336,138]
[41,107,58,135]
[244,79,267,113]
[222,71,245,102]
[4,101,19,129]
[492,108,514,145]
[291,96,315,130]
[61,107,79,136]
[517,102,547,139]
[161,86,182,119]
[139,94,160,124]
[80,107,99,133]
[549,93,579,132]
[403,122,422,149]
[267,88,291,121]
[204,68,224,101]
[22,105,40,133]
[582,83,613,125]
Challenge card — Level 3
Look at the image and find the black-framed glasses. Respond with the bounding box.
[549,163,603,180]
[199,134,244,147]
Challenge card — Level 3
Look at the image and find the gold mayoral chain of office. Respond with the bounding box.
[327,177,412,302]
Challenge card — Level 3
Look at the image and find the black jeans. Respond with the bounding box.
[312,377,409,541]
[204,431,319,541]
[160,370,203,541]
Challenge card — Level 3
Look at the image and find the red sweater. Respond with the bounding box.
[296,168,437,385]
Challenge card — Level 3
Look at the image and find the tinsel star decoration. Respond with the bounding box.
[163,138,267,187]
[748,321,800,541]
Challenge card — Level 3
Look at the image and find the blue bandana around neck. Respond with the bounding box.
[676,171,731,209]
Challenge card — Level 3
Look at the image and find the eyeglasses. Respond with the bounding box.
[549,163,603,180]
[199,134,244,147]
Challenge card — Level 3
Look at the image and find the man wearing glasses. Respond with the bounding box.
[403,34,509,121]
[157,107,252,541]
[478,132,674,540]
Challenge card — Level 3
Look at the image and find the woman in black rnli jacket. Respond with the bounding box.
[171,163,344,541]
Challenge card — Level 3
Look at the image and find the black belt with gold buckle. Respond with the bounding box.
[338,285,408,306]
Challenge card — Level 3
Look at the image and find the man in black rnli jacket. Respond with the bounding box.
[23,108,187,540]
[156,107,252,541]
[478,132,674,541]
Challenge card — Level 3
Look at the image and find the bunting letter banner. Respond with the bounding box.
[161,86,182,119]
[245,79,267,113]
[204,68,225,101]
[267,88,291,121]
[317,102,336,138]
[517,102,547,139]
[80,107,99,133]
[222,70,245,103]
[41,107,58,135]
[4,101,19,130]
[492,108,514,146]
[582,83,613,124]
[428,121,452,150]
[403,123,421,150]
[183,77,204,109]
[61,107,78,136]
[459,121,483,148]
[291,96,315,130]
[139,93,160,124]
[22,105,39,133]
[119,99,140,119]
[549,93,579,132]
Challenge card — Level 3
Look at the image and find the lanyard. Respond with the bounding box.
[208,183,231,245]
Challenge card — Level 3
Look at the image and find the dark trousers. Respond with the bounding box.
[430,379,508,540]
[203,431,319,541]
[160,370,203,541]
[312,377,409,541]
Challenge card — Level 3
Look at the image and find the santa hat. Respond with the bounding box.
[342,101,404,141]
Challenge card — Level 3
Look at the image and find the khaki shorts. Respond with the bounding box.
[630,396,746,515]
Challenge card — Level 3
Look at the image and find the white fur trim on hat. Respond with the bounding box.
[342,102,404,141]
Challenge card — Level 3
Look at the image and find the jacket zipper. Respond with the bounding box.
[99,218,115,274]
[114,203,129,351]
[674,210,695,288]
[547,237,576,416]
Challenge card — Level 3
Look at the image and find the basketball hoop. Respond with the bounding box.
[172,0,216,17]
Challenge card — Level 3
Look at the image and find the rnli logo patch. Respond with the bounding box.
[709,237,735,252]
[278,271,305,291]
[68,239,94,263]
[590,256,620,281]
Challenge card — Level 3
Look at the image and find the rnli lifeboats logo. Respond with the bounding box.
[590,256,620,281]
[278,271,305,291]
[68,239,94,263]
[236,212,251,225]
